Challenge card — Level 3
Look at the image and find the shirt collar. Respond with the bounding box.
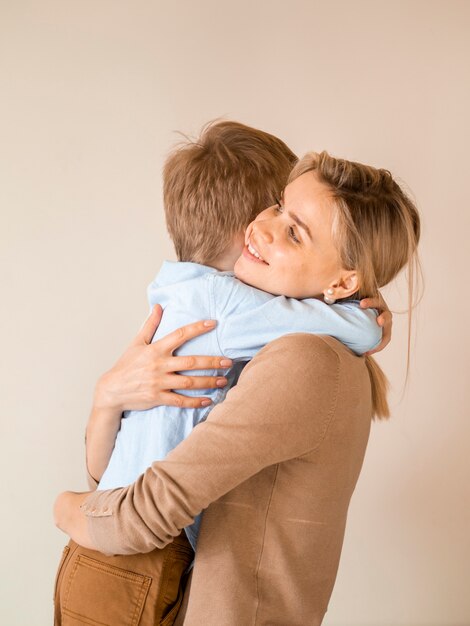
[153,260,220,287]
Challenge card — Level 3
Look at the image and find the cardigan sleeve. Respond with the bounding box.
[80,334,342,555]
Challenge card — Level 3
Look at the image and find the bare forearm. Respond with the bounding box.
[85,404,122,484]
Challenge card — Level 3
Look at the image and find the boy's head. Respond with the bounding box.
[163,120,297,267]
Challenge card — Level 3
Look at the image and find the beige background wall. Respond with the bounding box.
[1,1,469,624]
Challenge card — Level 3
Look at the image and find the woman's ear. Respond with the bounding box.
[333,271,360,299]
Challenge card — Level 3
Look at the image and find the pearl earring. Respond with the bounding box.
[324,288,336,305]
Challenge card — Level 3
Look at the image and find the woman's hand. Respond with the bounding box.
[85,305,232,483]
[94,304,233,413]
[54,491,96,549]
[360,295,393,356]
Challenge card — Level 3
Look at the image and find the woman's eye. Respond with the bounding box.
[289,226,300,243]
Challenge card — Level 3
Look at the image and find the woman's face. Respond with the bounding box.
[234,171,346,299]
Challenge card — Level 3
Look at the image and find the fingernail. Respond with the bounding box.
[204,320,216,327]
[216,378,227,387]
[201,400,212,407]
[220,359,232,367]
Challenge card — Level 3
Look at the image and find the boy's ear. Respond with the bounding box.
[334,271,359,299]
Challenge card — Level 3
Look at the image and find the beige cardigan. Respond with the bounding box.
[81,334,372,625]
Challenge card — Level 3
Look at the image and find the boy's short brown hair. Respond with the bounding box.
[163,120,297,265]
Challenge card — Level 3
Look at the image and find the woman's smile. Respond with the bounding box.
[242,238,268,264]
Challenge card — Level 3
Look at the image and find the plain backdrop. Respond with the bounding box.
[1,1,469,625]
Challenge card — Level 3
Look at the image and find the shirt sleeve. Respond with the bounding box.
[80,334,342,555]
[212,276,382,358]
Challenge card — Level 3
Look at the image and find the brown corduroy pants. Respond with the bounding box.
[53,534,193,626]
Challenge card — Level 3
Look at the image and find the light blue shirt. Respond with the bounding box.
[98,261,381,549]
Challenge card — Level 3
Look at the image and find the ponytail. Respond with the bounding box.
[365,356,390,419]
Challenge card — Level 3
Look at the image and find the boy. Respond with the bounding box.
[54,121,382,625]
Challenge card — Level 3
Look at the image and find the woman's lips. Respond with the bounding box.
[242,243,268,264]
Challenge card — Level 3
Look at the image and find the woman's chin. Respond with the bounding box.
[234,257,275,293]
[233,256,244,279]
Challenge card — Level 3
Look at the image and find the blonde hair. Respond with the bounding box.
[289,151,421,420]
[163,120,298,265]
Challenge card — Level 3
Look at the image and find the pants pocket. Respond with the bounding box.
[157,540,194,625]
[62,554,151,626]
[160,570,190,626]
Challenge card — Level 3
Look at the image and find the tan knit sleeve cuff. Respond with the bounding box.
[80,488,121,556]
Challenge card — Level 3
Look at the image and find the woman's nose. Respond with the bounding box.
[253,218,274,243]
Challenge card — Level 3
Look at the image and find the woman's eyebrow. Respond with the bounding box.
[288,211,312,241]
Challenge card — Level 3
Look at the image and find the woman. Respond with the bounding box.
[55,151,418,625]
